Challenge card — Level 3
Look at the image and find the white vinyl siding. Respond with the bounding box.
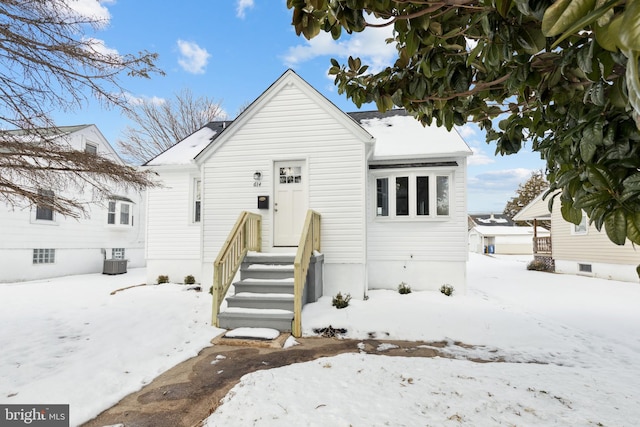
[145,170,202,260]
[201,80,369,266]
[551,206,640,265]
[0,125,145,283]
[367,160,468,263]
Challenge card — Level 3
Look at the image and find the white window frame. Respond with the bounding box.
[85,141,98,155]
[35,189,55,221]
[571,212,588,235]
[374,170,453,220]
[107,199,133,227]
[193,178,202,223]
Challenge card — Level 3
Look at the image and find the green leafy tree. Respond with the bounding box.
[288,0,640,248]
[504,170,549,226]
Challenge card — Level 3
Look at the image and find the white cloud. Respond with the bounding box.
[467,147,495,166]
[454,125,494,165]
[62,0,111,26]
[470,168,534,191]
[236,0,254,18]
[282,22,396,73]
[82,37,119,57]
[456,125,479,139]
[122,93,166,106]
[176,40,211,74]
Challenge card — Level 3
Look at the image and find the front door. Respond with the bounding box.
[274,161,306,246]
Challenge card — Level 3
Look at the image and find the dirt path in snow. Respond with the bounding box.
[81,336,473,427]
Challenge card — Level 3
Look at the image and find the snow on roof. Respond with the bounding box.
[355,113,472,160]
[477,217,509,224]
[145,124,221,166]
[472,225,550,236]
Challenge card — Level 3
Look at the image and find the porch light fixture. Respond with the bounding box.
[253,171,262,187]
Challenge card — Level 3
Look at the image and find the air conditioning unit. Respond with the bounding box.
[103,259,128,275]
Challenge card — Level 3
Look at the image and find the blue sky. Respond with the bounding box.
[53,0,546,213]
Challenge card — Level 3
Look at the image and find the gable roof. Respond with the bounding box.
[512,191,553,221]
[145,70,473,167]
[1,124,92,138]
[1,125,94,144]
[1,124,125,166]
[350,109,472,161]
[193,69,374,164]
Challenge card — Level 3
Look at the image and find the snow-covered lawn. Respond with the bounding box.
[2,254,640,426]
[0,269,222,425]
[206,254,640,426]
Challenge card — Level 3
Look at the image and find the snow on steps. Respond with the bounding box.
[218,253,296,332]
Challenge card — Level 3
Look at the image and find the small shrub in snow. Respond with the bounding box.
[332,292,351,309]
[313,325,347,337]
[440,284,454,296]
[397,282,412,294]
[527,259,550,271]
[157,275,169,284]
[184,275,196,285]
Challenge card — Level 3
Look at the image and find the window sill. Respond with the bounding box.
[374,216,451,222]
[107,224,132,230]
[30,219,59,226]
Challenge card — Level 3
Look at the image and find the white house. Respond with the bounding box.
[144,70,472,332]
[514,192,640,282]
[0,125,146,283]
[468,213,549,255]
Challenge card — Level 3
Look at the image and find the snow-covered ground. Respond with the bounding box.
[207,254,640,426]
[0,269,222,425]
[2,254,640,426]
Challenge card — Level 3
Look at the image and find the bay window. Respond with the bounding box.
[375,172,451,219]
[376,178,389,216]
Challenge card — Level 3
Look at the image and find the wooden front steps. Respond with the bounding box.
[218,253,296,332]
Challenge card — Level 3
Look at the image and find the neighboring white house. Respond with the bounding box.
[468,213,549,255]
[0,125,146,283]
[514,192,640,282]
[144,70,473,302]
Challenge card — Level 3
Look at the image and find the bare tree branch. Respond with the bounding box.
[0,0,163,217]
[117,88,225,164]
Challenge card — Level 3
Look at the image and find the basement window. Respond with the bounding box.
[112,248,125,260]
[578,263,592,273]
[33,248,55,264]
